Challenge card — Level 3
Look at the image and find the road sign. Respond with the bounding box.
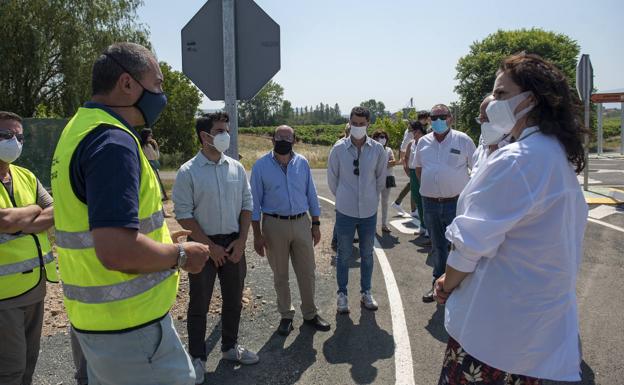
[576,54,593,103]
[576,54,593,191]
[181,0,280,101]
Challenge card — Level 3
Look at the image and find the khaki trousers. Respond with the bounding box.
[262,215,318,320]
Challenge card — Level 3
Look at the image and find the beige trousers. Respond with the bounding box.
[262,214,318,320]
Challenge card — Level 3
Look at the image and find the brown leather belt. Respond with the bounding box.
[423,196,459,203]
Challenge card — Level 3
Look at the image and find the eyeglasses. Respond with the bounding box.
[430,115,448,121]
[353,158,359,176]
[274,135,294,142]
[0,131,24,143]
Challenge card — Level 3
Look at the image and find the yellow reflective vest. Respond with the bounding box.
[51,107,178,332]
[0,164,58,300]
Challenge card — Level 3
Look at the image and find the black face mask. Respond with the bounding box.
[273,140,293,155]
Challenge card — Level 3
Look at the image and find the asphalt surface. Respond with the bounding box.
[34,157,623,385]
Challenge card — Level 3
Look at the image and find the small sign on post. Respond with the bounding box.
[576,54,593,191]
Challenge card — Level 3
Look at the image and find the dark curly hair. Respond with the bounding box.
[196,111,229,144]
[498,53,587,173]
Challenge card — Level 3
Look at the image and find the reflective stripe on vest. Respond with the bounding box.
[63,269,176,304]
[0,232,27,245]
[0,251,54,276]
[55,210,164,249]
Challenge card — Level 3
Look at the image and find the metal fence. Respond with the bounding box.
[15,118,67,188]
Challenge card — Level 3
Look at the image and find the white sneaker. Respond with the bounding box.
[410,210,419,219]
[192,358,205,384]
[361,291,379,311]
[337,292,349,314]
[222,344,259,365]
[391,202,406,214]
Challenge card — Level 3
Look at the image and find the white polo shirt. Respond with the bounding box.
[444,127,588,381]
[414,129,476,198]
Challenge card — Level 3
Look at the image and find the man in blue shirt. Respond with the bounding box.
[251,125,330,336]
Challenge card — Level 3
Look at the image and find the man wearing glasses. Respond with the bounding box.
[250,125,330,336]
[327,107,387,314]
[0,111,58,385]
[414,104,475,303]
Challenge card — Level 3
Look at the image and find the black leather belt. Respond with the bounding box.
[423,196,459,203]
[263,212,306,220]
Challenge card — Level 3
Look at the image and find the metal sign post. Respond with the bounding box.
[222,0,238,159]
[576,54,593,191]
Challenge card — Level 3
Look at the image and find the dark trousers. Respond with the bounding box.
[394,181,416,211]
[187,233,246,360]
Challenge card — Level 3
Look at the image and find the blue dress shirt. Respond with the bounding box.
[250,151,321,222]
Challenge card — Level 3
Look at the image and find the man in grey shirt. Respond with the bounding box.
[327,106,387,314]
[173,112,257,384]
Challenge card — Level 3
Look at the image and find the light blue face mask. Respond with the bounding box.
[431,119,449,134]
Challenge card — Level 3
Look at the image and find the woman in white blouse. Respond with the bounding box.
[434,53,588,384]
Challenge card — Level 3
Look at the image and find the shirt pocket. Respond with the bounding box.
[447,149,464,168]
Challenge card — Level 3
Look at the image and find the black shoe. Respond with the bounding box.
[304,315,331,332]
[277,318,294,336]
[422,287,435,303]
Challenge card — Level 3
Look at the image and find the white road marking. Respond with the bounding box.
[389,217,421,234]
[588,217,624,233]
[588,205,621,220]
[317,195,415,385]
[576,175,602,185]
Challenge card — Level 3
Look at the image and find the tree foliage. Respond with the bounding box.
[455,28,580,140]
[359,99,388,123]
[238,80,284,126]
[0,0,149,117]
[153,62,202,158]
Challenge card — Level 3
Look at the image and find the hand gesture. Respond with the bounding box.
[209,243,229,267]
[180,241,209,274]
[226,238,245,264]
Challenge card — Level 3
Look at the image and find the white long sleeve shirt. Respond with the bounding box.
[444,127,588,381]
[327,136,387,218]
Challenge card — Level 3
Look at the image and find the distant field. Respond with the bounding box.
[239,124,345,146]
[238,134,332,169]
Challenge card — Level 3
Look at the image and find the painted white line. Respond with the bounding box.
[318,195,415,385]
[389,217,421,235]
[588,205,620,220]
[588,217,624,233]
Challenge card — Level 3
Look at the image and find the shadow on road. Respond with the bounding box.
[424,304,448,343]
[323,311,394,384]
[544,360,596,385]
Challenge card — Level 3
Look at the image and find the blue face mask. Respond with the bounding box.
[134,86,167,128]
[431,119,449,134]
[104,54,167,128]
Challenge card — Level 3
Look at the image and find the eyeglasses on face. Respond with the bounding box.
[0,131,24,143]
[430,115,448,121]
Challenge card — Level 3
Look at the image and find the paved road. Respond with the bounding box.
[35,158,623,384]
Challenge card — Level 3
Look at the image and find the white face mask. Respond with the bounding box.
[0,137,23,163]
[350,125,367,140]
[207,132,230,153]
[377,137,387,146]
[485,91,533,136]
[480,122,508,146]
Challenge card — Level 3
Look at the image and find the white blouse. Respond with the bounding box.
[444,126,588,381]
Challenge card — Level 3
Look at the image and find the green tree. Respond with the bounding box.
[359,99,388,123]
[455,28,580,140]
[0,0,149,117]
[238,80,284,126]
[152,62,202,158]
[373,111,408,150]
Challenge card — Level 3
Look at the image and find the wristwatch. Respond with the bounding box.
[311,221,321,226]
[176,244,187,269]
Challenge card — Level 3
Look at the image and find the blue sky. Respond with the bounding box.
[138,0,624,112]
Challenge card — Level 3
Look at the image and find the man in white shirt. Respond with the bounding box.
[392,111,430,216]
[173,112,258,384]
[414,104,475,303]
[327,106,387,314]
